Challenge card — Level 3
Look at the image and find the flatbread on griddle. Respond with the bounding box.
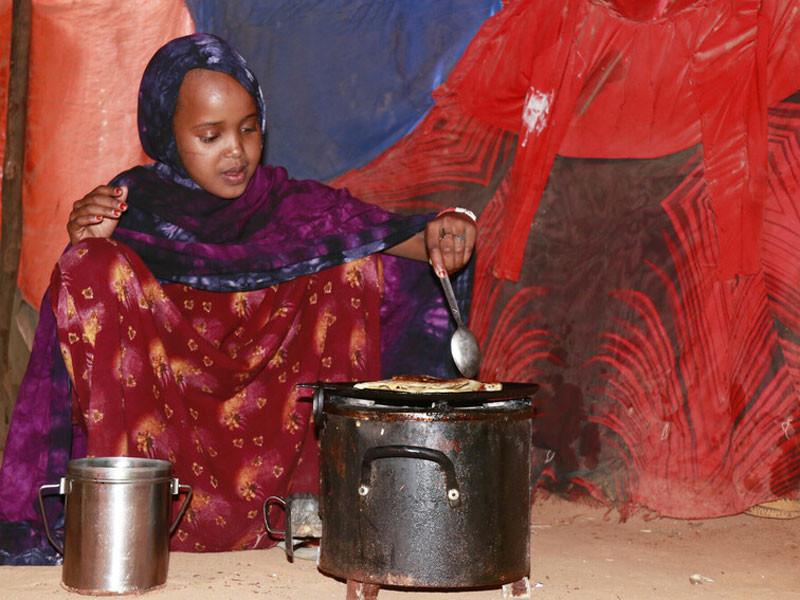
[353,375,502,394]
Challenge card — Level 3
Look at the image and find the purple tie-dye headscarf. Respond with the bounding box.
[137,32,266,179]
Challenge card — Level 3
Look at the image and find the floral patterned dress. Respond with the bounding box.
[53,238,383,551]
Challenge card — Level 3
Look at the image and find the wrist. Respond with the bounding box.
[436,206,477,222]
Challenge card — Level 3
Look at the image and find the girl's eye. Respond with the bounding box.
[199,134,218,143]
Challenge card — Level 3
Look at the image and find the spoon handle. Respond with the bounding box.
[439,273,464,328]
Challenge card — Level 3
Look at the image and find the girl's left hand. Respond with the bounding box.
[426,212,477,277]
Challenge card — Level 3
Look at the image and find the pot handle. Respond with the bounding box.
[359,445,461,508]
[37,479,67,555]
[263,496,295,560]
[169,479,193,535]
[312,387,325,436]
[263,496,289,539]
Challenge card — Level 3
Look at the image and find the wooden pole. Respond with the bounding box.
[1,0,33,441]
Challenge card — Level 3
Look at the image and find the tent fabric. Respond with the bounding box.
[0,0,194,305]
[2,0,800,522]
[433,0,800,282]
[332,0,800,517]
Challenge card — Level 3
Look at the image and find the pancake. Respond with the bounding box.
[353,375,502,393]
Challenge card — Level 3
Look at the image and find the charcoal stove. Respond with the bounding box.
[267,381,537,599]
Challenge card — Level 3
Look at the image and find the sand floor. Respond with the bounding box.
[1,496,798,600]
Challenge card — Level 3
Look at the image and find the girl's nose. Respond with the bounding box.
[227,137,244,158]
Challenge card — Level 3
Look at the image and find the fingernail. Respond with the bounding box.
[96,215,103,221]
[113,210,120,217]
[119,203,127,211]
[115,187,122,195]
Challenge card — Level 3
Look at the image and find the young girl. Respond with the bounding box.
[0,33,476,560]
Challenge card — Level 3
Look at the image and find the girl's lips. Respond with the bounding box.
[221,165,247,185]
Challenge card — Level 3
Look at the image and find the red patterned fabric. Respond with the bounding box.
[433,0,800,281]
[333,0,800,517]
[53,238,382,551]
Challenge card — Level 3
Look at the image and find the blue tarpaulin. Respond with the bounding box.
[186,0,500,180]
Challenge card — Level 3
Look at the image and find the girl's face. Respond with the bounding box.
[173,69,262,198]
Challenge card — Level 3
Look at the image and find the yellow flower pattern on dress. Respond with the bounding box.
[223,409,243,431]
[233,293,248,318]
[345,260,365,288]
[268,348,286,369]
[110,261,135,304]
[148,340,168,380]
[85,409,104,424]
[82,312,102,347]
[136,431,156,455]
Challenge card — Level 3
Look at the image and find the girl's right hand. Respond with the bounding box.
[67,185,128,245]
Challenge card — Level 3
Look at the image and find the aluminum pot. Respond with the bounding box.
[313,382,536,589]
[38,457,192,595]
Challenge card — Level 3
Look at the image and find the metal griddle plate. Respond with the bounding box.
[298,381,539,407]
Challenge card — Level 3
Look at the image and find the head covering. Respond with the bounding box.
[137,33,267,177]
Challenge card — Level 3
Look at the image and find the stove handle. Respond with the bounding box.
[358,445,461,508]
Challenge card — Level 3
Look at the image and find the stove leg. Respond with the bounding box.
[346,580,380,600]
[501,576,530,599]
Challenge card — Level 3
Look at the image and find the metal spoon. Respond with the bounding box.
[438,272,481,378]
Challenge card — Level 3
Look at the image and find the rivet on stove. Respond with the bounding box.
[358,485,370,496]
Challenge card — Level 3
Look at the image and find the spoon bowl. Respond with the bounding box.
[450,326,481,379]
[438,272,482,378]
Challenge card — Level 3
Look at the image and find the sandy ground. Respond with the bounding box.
[1,495,798,600]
